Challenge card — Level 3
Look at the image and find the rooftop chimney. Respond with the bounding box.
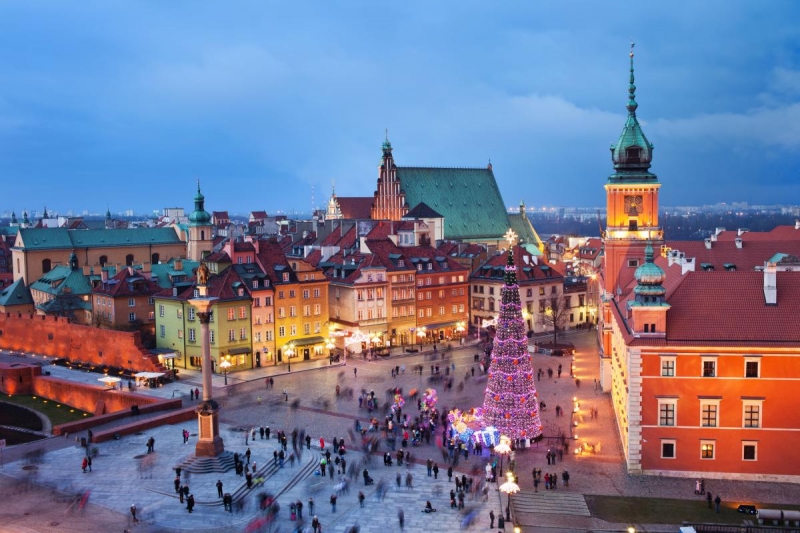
[735,237,743,249]
[764,262,777,305]
[715,227,726,237]
[737,228,749,236]
[704,238,712,249]
[796,220,800,230]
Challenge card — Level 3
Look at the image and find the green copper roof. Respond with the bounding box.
[633,242,666,300]
[0,278,33,307]
[398,167,510,241]
[30,264,93,297]
[151,258,200,288]
[609,49,658,185]
[508,212,543,252]
[15,227,182,250]
[188,182,212,226]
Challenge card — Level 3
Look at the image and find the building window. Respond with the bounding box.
[313,288,320,298]
[278,307,285,318]
[439,306,445,315]
[209,330,215,343]
[303,289,310,299]
[426,308,432,317]
[314,304,321,315]
[228,329,235,341]
[160,325,165,338]
[177,329,183,339]
[252,280,259,289]
[742,442,757,461]
[702,358,717,377]
[128,312,136,322]
[539,287,545,296]
[658,399,676,426]
[289,306,296,317]
[240,328,247,340]
[177,308,183,319]
[627,259,639,268]
[661,440,676,459]
[240,306,247,319]
[278,291,284,299]
[745,358,760,378]
[700,401,719,427]
[266,330,273,341]
[159,304,165,317]
[282,273,289,282]
[228,308,235,320]
[661,357,676,377]
[127,298,135,307]
[290,325,296,336]
[189,328,196,342]
[188,308,195,321]
[304,323,310,335]
[743,401,762,428]
[700,441,715,460]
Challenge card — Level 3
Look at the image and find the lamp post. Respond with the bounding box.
[499,471,520,523]
[220,357,231,386]
[284,344,294,372]
[417,327,426,351]
[495,435,511,478]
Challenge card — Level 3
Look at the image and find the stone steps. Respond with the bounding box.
[511,489,591,517]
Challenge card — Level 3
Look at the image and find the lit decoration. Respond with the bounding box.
[422,388,438,412]
[481,236,543,440]
[391,393,405,415]
[447,408,484,443]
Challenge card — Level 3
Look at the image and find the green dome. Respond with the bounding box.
[189,182,211,225]
[633,242,666,299]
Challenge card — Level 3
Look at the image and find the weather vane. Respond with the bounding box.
[504,228,518,246]
[630,41,635,58]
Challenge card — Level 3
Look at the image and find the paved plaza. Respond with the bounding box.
[2,330,800,532]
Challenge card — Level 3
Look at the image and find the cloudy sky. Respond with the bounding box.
[1,1,799,217]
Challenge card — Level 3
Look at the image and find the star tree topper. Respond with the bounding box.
[504,228,517,247]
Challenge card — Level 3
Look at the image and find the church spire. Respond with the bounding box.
[627,42,638,115]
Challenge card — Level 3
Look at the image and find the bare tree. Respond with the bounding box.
[540,295,569,346]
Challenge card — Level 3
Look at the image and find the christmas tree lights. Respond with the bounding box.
[482,235,543,440]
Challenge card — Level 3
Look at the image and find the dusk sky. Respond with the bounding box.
[1,2,799,217]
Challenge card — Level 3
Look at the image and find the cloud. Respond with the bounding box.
[651,103,800,150]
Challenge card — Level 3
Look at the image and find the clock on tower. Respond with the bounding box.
[624,195,643,216]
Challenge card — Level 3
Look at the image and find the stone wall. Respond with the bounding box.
[32,375,165,415]
[0,313,165,372]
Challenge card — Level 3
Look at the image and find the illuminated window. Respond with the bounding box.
[700,441,715,460]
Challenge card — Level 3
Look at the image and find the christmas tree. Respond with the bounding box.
[482,232,543,440]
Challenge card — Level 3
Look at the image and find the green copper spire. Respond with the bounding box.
[609,43,657,184]
[627,43,638,115]
[10,211,17,224]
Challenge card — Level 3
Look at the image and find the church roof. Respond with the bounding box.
[397,166,508,241]
[14,227,182,251]
[336,197,374,220]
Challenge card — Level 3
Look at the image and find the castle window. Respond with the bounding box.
[661,439,676,459]
[626,146,641,163]
[99,255,108,267]
[42,259,52,273]
[628,220,638,231]
[151,253,160,265]
[126,254,134,266]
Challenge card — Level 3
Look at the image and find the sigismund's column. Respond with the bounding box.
[190,264,224,456]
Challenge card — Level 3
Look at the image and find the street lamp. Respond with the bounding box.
[416,327,426,351]
[284,344,295,372]
[219,357,231,386]
[495,435,512,477]
[499,471,520,523]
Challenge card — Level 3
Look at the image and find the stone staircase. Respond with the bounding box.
[176,451,237,475]
[511,490,591,517]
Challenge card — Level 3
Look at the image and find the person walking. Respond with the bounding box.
[130,504,138,524]
[427,458,433,476]
[296,500,303,519]
[354,367,357,378]
[447,465,453,482]
[398,509,405,530]
[308,497,314,516]
[714,495,721,513]
[330,493,337,512]
[489,510,495,528]
[82,457,88,473]
[216,479,224,498]
[358,491,365,507]
[186,494,195,513]
[312,516,321,533]
[433,463,439,479]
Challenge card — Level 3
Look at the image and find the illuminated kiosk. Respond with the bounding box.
[190,263,225,457]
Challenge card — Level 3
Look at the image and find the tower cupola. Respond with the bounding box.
[188,181,212,226]
[609,44,657,184]
[633,242,666,303]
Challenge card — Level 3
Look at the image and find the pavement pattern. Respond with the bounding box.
[3,330,800,533]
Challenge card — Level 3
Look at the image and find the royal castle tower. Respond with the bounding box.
[187,181,213,261]
[599,46,664,384]
[370,133,408,221]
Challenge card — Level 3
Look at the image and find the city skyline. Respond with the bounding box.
[1,1,799,214]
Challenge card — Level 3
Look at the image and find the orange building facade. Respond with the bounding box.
[601,49,800,481]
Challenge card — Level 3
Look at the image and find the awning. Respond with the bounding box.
[134,371,165,379]
[423,321,460,330]
[98,376,121,384]
[227,347,252,355]
[291,336,326,347]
